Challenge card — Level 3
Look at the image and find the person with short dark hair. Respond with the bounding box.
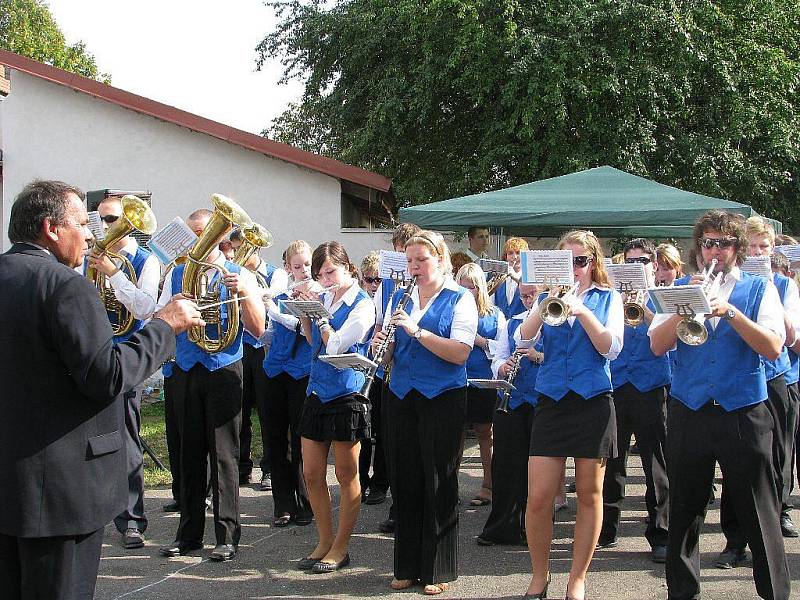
[650,210,790,600]
[0,180,200,599]
[466,226,490,262]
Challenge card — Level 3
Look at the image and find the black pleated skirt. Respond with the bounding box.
[298,393,371,442]
[466,387,496,424]
[529,390,617,459]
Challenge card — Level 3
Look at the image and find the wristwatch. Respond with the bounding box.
[413,328,423,339]
[722,308,736,321]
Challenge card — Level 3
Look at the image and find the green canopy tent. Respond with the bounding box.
[399,166,781,238]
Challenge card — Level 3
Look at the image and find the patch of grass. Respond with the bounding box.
[140,400,264,488]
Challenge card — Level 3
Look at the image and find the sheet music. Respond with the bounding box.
[318,353,378,372]
[468,379,515,391]
[648,285,712,315]
[606,263,648,291]
[478,258,509,275]
[280,300,332,320]
[740,256,772,279]
[520,250,574,285]
[378,250,409,281]
[147,217,198,265]
[87,211,105,242]
[775,245,800,266]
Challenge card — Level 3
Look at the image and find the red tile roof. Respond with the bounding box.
[0,50,392,193]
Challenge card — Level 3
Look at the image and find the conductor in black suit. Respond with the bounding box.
[0,180,202,600]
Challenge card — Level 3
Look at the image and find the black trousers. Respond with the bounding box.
[358,377,389,494]
[721,376,791,548]
[114,389,147,533]
[0,528,104,600]
[666,400,789,600]
[380,377,397,523]
[163,371,182,503]
[259,371,312,519]
[479,402,533,544]
[174,362,243,547]
[601,383,669,547]
[389,387,465,585]
[239,344,270,477]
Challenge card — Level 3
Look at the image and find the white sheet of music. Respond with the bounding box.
[648,285,712,315]
[468,378,515,391]
[318,353,378,371]
[607,263,648,291]
[478,258,509,275]
[520,250,574,285]
[147,217,198,265]
[378,250,409,280]
[740,256,772,279]
[776,245,800,266]
[280,300,332,320]
[87,211,105,242]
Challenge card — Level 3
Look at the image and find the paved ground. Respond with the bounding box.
[95,443,800,599]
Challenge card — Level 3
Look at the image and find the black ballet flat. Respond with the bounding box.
[296,555,325,570]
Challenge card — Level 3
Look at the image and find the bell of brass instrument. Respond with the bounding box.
[182,193,253,352]
[86,195,157,337]
[233,223,273,266]
[539,282,580,327]
[487,272,508,296]
[623,289,646,327]
[676,259,721,346]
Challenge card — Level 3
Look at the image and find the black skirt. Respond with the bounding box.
[298,393,372,442]
[529,390,617,459]
[466,387,497,424]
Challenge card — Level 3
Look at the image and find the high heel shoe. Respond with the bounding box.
[522,575,550,599]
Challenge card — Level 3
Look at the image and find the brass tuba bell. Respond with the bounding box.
[86,195,157,337]
[182,194,253,353]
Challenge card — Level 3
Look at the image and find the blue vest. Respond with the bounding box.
[376,279,399,380]
[390,286,470,399]
[466,309,499,379]
[171,262,244,372]
[671,272,767,411]
[787,349,800,386]
[306,289,371,403]
[494,280,525,319]
[263,292,312,380]
[763,273,791,380]
[244,263,278,349]
[504,316,541,410]
[162,360,174,378]
[611,297,671,393]
[535,287,614,401]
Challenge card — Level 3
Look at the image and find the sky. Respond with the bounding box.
[46,0,303,136]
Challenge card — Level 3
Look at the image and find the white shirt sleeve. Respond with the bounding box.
[490,321,511,378]
[325,297,377,355]
[374,281,389,325]
[756,281,787,344]
[267,300,300,331]
[485,310,506,360]
[107,254,159,319]
[783,278,800,344]
[602,289,625,361]
[449,291,479,347]
[267,267,289,297]
[155,267,176,311]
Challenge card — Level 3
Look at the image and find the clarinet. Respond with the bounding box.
[496,351,524,414]
[359,276,418,398]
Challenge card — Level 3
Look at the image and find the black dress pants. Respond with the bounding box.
[666,400,789,600]
[601,383,669,548]
[114,389,147,533]
[380,377,397,523]
[259,371,312,519]
[163,370,182,503]
[0,528,104,600]
[359,378,389,494]
[174,362,243,547]
[239,344,270,478]
[479,402,533,544]
[389,387,466,585]
[721,375,791,548]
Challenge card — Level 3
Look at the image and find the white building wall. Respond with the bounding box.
[1,71,389,264]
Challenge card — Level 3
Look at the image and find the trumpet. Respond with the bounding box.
[538,281,580,326]
[623,289,646,327]
[676,259,721,346]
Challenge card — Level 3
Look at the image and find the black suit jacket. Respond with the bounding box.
[0,244,176,537]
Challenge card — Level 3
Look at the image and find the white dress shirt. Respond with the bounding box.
[648,266,786,350]
[322,280,376,355]
[258,261,289,297]
[106,238,160,319]
[402,278,479,347]
[782,277,800,344]
[483,308,507,361]
[465,248,487,262]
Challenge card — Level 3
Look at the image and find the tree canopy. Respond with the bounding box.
[0,0,108,82]
[259,0,800,231]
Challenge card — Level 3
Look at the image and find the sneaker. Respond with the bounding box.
[123,528,145,549]
[715,547,748,569]
[781,514,799,537]
[260,473,273,491]
[595,538,618,550]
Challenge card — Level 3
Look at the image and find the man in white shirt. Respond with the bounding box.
[87,195,159,550]
[465,226,491,262]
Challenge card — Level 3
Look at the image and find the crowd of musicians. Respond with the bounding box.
[2,180,799,600]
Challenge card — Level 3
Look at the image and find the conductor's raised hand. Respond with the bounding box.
[154,294,204,334]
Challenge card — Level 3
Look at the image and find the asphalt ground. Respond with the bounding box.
[95,443,800,599]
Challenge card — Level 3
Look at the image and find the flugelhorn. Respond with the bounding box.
[86,195,157,336]
[676,259,721,346]
[182,193,253,352]
[538,281,580,326]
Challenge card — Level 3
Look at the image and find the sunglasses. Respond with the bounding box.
[700,237,738,249]
[100,215,120,224]
[363,276,381,284]
[573,255,593,268]
[624,256,652,265]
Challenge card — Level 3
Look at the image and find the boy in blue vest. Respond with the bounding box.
[599,238,670,563]
[649,210,789,600]
[229,228,288,491]
[156,209,266,562]
[87,195,160,550]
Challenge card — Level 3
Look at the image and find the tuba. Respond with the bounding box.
[538,281,580,327]
[182,194,253,352]
[233,223,274,291]
[86,195,157,337]
[676,259,721,346]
